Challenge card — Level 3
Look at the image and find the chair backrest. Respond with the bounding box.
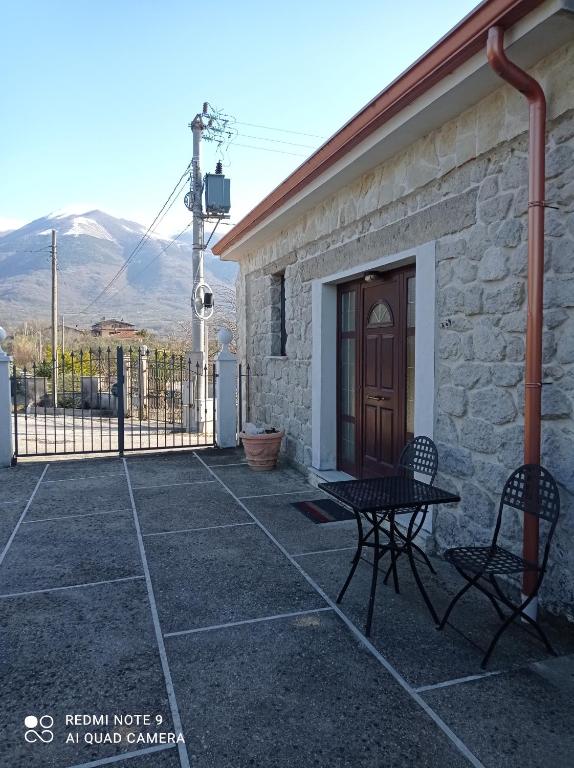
[397,436,438,485]
[493,464,561,566]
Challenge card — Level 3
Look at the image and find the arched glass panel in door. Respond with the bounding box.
[367,300,393,327]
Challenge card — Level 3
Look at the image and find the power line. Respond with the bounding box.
[119,221,192,286]
[236,132,316,149]
[232,120,325,139]
[138,178,187,240]
[79,166,192,314]
[2,246,53,255]
[90,221,193,310]
[204,219,221,250]
[232,142,307,157]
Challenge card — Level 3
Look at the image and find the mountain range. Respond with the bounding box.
[0,209,238,334]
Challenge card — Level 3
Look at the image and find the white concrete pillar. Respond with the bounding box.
[138,345,149,421]
[215,328,237,448]
[123,355,132,417]
[0,328,14,467]
[182,351,204,432]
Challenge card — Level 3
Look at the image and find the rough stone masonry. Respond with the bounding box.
[236,39,574,619]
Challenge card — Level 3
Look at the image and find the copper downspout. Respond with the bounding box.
[487,26,546,603]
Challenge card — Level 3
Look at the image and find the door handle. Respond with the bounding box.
[367,395,388,401]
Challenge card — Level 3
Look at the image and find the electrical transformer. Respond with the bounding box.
[204,172,231,215]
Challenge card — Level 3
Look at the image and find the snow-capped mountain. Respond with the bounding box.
[0,209,237,333]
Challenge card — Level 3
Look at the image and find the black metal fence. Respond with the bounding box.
[238,362,250,434]
[11,346,216,458]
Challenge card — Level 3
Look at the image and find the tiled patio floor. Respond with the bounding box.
[1,449,573,768]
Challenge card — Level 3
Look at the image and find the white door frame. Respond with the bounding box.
[311,240,436,474]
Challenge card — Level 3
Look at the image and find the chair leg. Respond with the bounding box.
[409,508,429,542]
[388,514,400,594]
[362,525,376,543]
[481,605,524,669]
[404,508,436,575]
[365,520,381,636]
[382,511,436,583]
[409,541,437,575]
[519,610,557,657]
[383,559,394,585]
[489,575,515,610]
[478,576,506,621]
[382,553,402,585]
[438,568,483,631]
[381,521,396,586]
[490,576,557,658]
[406,541,439,624]
[381,528,398,585]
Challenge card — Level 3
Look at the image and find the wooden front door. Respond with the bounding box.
[361,275,404,477]
[337,266,414,479]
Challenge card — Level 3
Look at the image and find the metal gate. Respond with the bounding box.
[11,346,216,458]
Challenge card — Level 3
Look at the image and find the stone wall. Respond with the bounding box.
[235,39,574,618]
[432,113,574,619]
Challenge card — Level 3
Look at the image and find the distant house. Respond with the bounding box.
[61,325,87,342]
[91,319,137,339]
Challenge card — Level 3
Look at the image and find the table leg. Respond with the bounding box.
[365,518,380,636]
[405,509,436,575]
[337,510,364,604]
[405,511,439,623]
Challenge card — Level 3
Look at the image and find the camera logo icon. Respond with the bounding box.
[24,715,54,744]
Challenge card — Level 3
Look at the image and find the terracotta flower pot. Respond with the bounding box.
[240,431,284,471]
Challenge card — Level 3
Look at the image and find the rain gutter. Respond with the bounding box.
[487,25,546,614]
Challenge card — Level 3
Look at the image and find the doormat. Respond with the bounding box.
[293,498,355,524]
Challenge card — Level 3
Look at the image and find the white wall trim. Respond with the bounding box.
[311,240,436,482]
[413,242,436,444]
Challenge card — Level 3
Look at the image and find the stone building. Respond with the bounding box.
[213,0,574,619]
[91,319,137,339]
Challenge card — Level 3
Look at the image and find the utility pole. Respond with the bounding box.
[189,105,207,429]
[51,229,58,404]
[184,102,230,432]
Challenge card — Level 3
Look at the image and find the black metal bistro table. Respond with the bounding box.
[318,476,460,635]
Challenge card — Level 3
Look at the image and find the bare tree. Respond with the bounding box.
[207,281,237,353]
[6,321,48,367]
[167,280,237,360]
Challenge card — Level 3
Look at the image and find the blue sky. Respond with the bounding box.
[1,0,478,235]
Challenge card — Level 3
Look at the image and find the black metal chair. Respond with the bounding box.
[376,436,440,621]
[382,436,439,587]
[438,464,560,668]
[337,436,439,628]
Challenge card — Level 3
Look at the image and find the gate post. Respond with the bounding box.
[0,328,14,467]
[117,346,125,456]
[138,345,149,421]
[215,328,237,448]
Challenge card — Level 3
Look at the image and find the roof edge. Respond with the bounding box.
[213,0,543,256]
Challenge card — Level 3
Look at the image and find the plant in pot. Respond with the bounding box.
[239,424,284,471]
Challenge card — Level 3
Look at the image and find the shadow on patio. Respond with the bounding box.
[1,448,573,768]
